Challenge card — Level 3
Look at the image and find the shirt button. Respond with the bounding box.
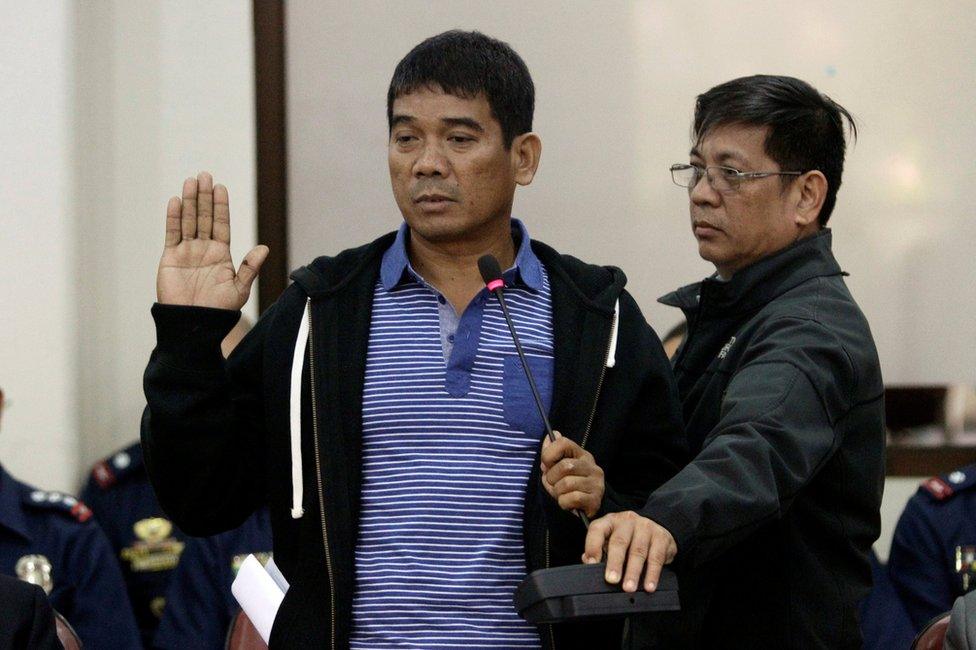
[437,295,446,305]
[448,334,455,343]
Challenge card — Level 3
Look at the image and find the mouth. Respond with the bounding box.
[413,193,456,212]
[692,220,723,238]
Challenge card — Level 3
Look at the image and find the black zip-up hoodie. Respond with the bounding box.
[142,232,687,649]
[635,230,884,649]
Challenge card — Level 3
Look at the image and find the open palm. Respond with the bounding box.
[157,172,268,310]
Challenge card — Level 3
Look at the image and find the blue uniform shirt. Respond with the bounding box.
[81,441,186,647]
[154,507,272,650]
[889,464,976,631]
[0,464,141,649]
[859,549,916,650]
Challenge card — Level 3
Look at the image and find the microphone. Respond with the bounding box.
[477,255,680,624]
[478,255,556,445]
[478,254,587,527]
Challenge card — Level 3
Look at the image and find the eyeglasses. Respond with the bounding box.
[670,163,804,193]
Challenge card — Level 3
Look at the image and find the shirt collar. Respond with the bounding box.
[0,465,32,542]
[380,218,544,292]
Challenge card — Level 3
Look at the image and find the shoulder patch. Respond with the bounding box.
[24,490,94,523]
[87,445,143,489]
[922,477,954,501]
[91,461,116,489]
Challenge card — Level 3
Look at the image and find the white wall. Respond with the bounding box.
[0,1,256,493]
[0,2,77,492]
[286,0,976,385]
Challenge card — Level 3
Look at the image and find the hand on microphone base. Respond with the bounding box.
[582,511,677,594]
[540,431,605,519]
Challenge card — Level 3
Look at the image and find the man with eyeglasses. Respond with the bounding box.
[584,75,884,648]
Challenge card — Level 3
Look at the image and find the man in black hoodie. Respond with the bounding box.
[585,76,885,648]
[143,31,685,649]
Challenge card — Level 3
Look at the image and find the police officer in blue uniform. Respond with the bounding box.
[154,507,272,649]
[888,464,976,633]
[0,463,142,648]
[859,548,916,649]
[81,439,186,647]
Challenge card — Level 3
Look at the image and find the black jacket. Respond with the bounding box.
[639,230,884,649]
[142,233,687,650]
[0,574,61,650]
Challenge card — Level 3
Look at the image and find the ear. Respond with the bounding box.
[511,132,542,186]
[793,170,828,227]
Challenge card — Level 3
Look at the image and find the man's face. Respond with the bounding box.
[388,87,518,244]
[688,124,802,278]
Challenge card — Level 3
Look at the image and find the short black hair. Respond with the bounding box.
[694,75,856,225]
[387,30,534,148]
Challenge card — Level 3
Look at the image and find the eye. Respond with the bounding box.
[718,167,741,178]
[448,135,475,144]
[394,134,417,145]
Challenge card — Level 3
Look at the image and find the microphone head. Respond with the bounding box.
[478,254,503,284]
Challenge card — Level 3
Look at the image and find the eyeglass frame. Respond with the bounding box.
[670,163,805,193]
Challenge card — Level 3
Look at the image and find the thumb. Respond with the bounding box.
[236,245,270,294]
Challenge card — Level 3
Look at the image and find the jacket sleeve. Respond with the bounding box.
[639,316,857,565]
[142,302,274,535]
[888,494,957,631]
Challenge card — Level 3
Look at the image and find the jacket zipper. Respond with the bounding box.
[307,299,337,650]
[580,307,617,449]
[545,307,617,650]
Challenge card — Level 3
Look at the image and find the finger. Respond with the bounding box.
[181,177,198,239]
[557,490,596,514]
[212,183,231,244]
[644,530,670,592]
[583,516,613,564]
[196,171,214,240]
[552,474,588,497]
[623,521,653,593]
[165,196,182,247]
[540,438,580,472]
[540,469,557,499]
[235,245,270,297]
[604,515,636,585]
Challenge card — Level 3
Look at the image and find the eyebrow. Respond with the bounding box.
[389,115,485,133]
[688,147,747,165]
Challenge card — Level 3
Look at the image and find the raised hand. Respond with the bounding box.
[157,171,269,310]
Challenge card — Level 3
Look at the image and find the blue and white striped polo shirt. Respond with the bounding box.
[350,220,551,649]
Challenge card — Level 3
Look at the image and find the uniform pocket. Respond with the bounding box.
[502,354,554,437]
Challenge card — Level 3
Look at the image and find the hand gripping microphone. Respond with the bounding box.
[478,254,680,625]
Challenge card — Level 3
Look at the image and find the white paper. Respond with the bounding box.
[264,557,290,594]
[231,554,285,644]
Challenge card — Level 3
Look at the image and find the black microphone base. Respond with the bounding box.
[514,563,680,624]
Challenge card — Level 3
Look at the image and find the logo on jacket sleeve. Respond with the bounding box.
[718,336,736,359]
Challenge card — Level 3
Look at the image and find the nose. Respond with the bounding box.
[689,172,720,207]
[413,141,449,178]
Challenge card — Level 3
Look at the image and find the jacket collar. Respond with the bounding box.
[379,218,544,292]
[659,229,845,316]
[0,465,32,542]
[291,226,619,310]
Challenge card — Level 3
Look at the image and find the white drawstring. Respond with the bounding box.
[606,299,620,368]
[288,299,311,519]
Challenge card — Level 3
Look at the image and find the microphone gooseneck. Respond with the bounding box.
[478,254,590,528]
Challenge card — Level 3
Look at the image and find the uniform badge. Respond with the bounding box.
[121,517,184,572]
[150,596,167,619]
[956,546,976,592]
[15,554,54,595]
[232,552,272,577]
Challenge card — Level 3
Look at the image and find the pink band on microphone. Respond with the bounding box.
[486,279,504,292]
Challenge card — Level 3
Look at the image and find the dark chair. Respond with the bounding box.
[225,609,268,650]
[54,611,82,650]
[913,611,952,650]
